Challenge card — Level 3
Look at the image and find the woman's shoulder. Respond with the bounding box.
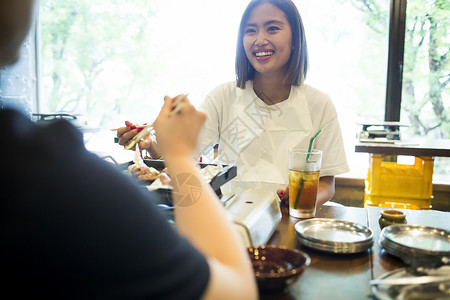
[298,84,332,102]
[204,80,245,107]
[299,84,335,107]
[207,80,240,97]
[294,84,337,115]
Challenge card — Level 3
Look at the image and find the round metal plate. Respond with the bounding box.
[296,235,372,254]
[379,224,450,267]
[380,224,450,254]
[294,218,373,254]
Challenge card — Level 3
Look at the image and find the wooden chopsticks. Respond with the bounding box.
[110,125,147,131]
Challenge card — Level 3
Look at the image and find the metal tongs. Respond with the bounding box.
[370,266,450,287]
[124,94,187,150]
[370,275,450,286]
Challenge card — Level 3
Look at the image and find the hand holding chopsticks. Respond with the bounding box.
[152,94,206,160]
[118,94,188,150]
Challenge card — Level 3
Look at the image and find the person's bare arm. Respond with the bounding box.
[316,176,335,206]
[154,96,257,300]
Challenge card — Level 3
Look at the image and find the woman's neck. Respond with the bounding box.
[253,74,291,105]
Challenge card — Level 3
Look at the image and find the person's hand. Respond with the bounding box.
[277,186,289,206]
[154,95,206,159]
[116,121,155,153]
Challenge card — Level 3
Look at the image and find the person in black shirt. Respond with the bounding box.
[0,1,257,299]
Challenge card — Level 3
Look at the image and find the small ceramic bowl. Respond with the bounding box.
[247,245,310,293]
[379,209,407,229]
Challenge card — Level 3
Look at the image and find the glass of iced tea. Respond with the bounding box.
[288,149,322,218]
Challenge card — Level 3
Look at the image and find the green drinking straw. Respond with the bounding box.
[293,129,322,209]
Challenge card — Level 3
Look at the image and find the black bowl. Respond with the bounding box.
[247,245,310,293]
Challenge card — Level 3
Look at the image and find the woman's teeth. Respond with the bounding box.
[255,51,274,57]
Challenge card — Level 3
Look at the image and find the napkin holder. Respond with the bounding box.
[224,189,282,247]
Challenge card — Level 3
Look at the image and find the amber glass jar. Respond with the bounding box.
[379,209,407,229]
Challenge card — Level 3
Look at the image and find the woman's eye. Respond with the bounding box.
[267,26,280,32]
[245,28,256,34]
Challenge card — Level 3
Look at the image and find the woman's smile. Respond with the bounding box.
[254,50,275,61]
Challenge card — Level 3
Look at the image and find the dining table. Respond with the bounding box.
[261,204,450,300]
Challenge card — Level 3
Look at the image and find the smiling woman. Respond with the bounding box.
[197,0,350,207]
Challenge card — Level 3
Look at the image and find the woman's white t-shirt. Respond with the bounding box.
[199,81,349,194]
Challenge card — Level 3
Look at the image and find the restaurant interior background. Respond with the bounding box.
[1,0,448,208]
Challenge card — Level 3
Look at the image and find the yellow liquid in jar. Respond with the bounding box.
[289,170,320,211]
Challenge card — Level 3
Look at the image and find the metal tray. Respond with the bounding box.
[380,224,450,253]
[295,218,373,254]
[296,237,372,254]
[379,224,450,267]
[118,159,237,195]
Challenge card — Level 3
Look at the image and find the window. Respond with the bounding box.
[0,23,37,116]
[298,0,390,178]
[38,0,249,122]
[303,0,449,180]
[400,0,450,177]
[38,0,249,155]
[3,0,447,181]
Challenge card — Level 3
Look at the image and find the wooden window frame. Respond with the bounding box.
[385,0,407,121]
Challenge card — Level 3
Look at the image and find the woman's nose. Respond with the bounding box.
[255,31,268,46]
